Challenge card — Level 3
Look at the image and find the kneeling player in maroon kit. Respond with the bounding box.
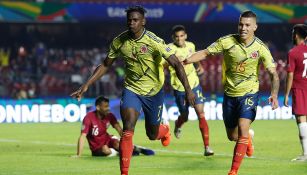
[73,96,155,157]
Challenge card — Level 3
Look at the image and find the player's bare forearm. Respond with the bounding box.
[285,73,293,97]
[114,123,123,137]
[283,72,293,107]
[70,58,114,100]
[268,67,280,97]
[77,134,86,157]
[167,55,192,92]
[84,58,112,87]
[167,55,196,105]
[185,49,209,64]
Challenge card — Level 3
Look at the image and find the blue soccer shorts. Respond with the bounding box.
[120,88,164,125]
[222,92,259,128]
[173,84,205,113]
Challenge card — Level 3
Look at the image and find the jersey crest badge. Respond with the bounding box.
[250,51,259,59]
[140,45,148,53]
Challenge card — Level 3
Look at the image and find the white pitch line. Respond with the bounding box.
[0,138,294,162]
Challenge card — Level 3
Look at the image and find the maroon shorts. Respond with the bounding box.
[292,89,307,115]
[91,136,119,156]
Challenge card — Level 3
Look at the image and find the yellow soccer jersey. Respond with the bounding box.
[168,41,199,91]
[207,34,276,97]
[107,29,174,96]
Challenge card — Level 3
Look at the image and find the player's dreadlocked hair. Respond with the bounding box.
[125,5,147,17]
[172,25,186,35]
[240,10,257,21]
[95,96,109,106]
[293,24,307,40]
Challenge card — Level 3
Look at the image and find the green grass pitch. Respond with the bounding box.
[0,120,306,175]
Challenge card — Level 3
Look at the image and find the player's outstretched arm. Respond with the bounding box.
[184,49,209,64]
[267,67,280,110]
[284,72,294,107]
[70,57,115,101]
[167,54,195,106]
[72,133,86,158]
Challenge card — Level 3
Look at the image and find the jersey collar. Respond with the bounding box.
[132,28,146,41]
[235,34,256,48]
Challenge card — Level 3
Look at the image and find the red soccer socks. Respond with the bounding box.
[230,136,248,173]
[120,131,134,175]
[198,114,209,147]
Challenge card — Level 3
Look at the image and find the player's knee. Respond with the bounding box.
[101,145,111,155]
[123,122,136,131]
[227,133,237,141]
[180,113,189,122]
[113,141,120,150]
[146,132,157,140]
[147,133,156,140]
[227,135,236,141]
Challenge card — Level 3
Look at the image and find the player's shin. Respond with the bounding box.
[199,113,209,147]
[175,115,186,128]
[230,136,248,173]
[120,131,134,175]
[298,122,307,155]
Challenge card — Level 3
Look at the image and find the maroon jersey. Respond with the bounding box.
[287,43,307,90]
[81,111,118,152]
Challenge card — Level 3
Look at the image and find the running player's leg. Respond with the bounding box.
[223,94,240,175]
[193,85,213,156]
[228,93,258,174]
[142,89,171,146]
[119,88,141,175]
[173,89,189,139]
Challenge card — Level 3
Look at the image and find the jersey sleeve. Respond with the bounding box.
[109,113,119,128]
[206,38,224,55]
[154,38,175,59]
[260,45,276,69]
[192,42,196,53]
[107,38,121,59]
[286,51,295,72]
[81,115,91,134]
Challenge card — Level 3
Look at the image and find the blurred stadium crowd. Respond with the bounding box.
[0,1,299,99]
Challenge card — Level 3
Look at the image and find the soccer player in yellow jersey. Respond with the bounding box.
[70,5,195,175]
[185,11,279,175]
[166,25,213,156]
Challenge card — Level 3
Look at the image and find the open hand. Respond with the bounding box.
[70,85,88,101]
[186,91,196,107]
[268,95,279,110]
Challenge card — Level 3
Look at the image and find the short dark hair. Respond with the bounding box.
[240,10,257,21]
[125,5,147,16]
[293,24,307,39]
[172,25,186,35]
[95,96,109,106]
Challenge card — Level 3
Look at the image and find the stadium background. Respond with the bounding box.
[0,0,306,123]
